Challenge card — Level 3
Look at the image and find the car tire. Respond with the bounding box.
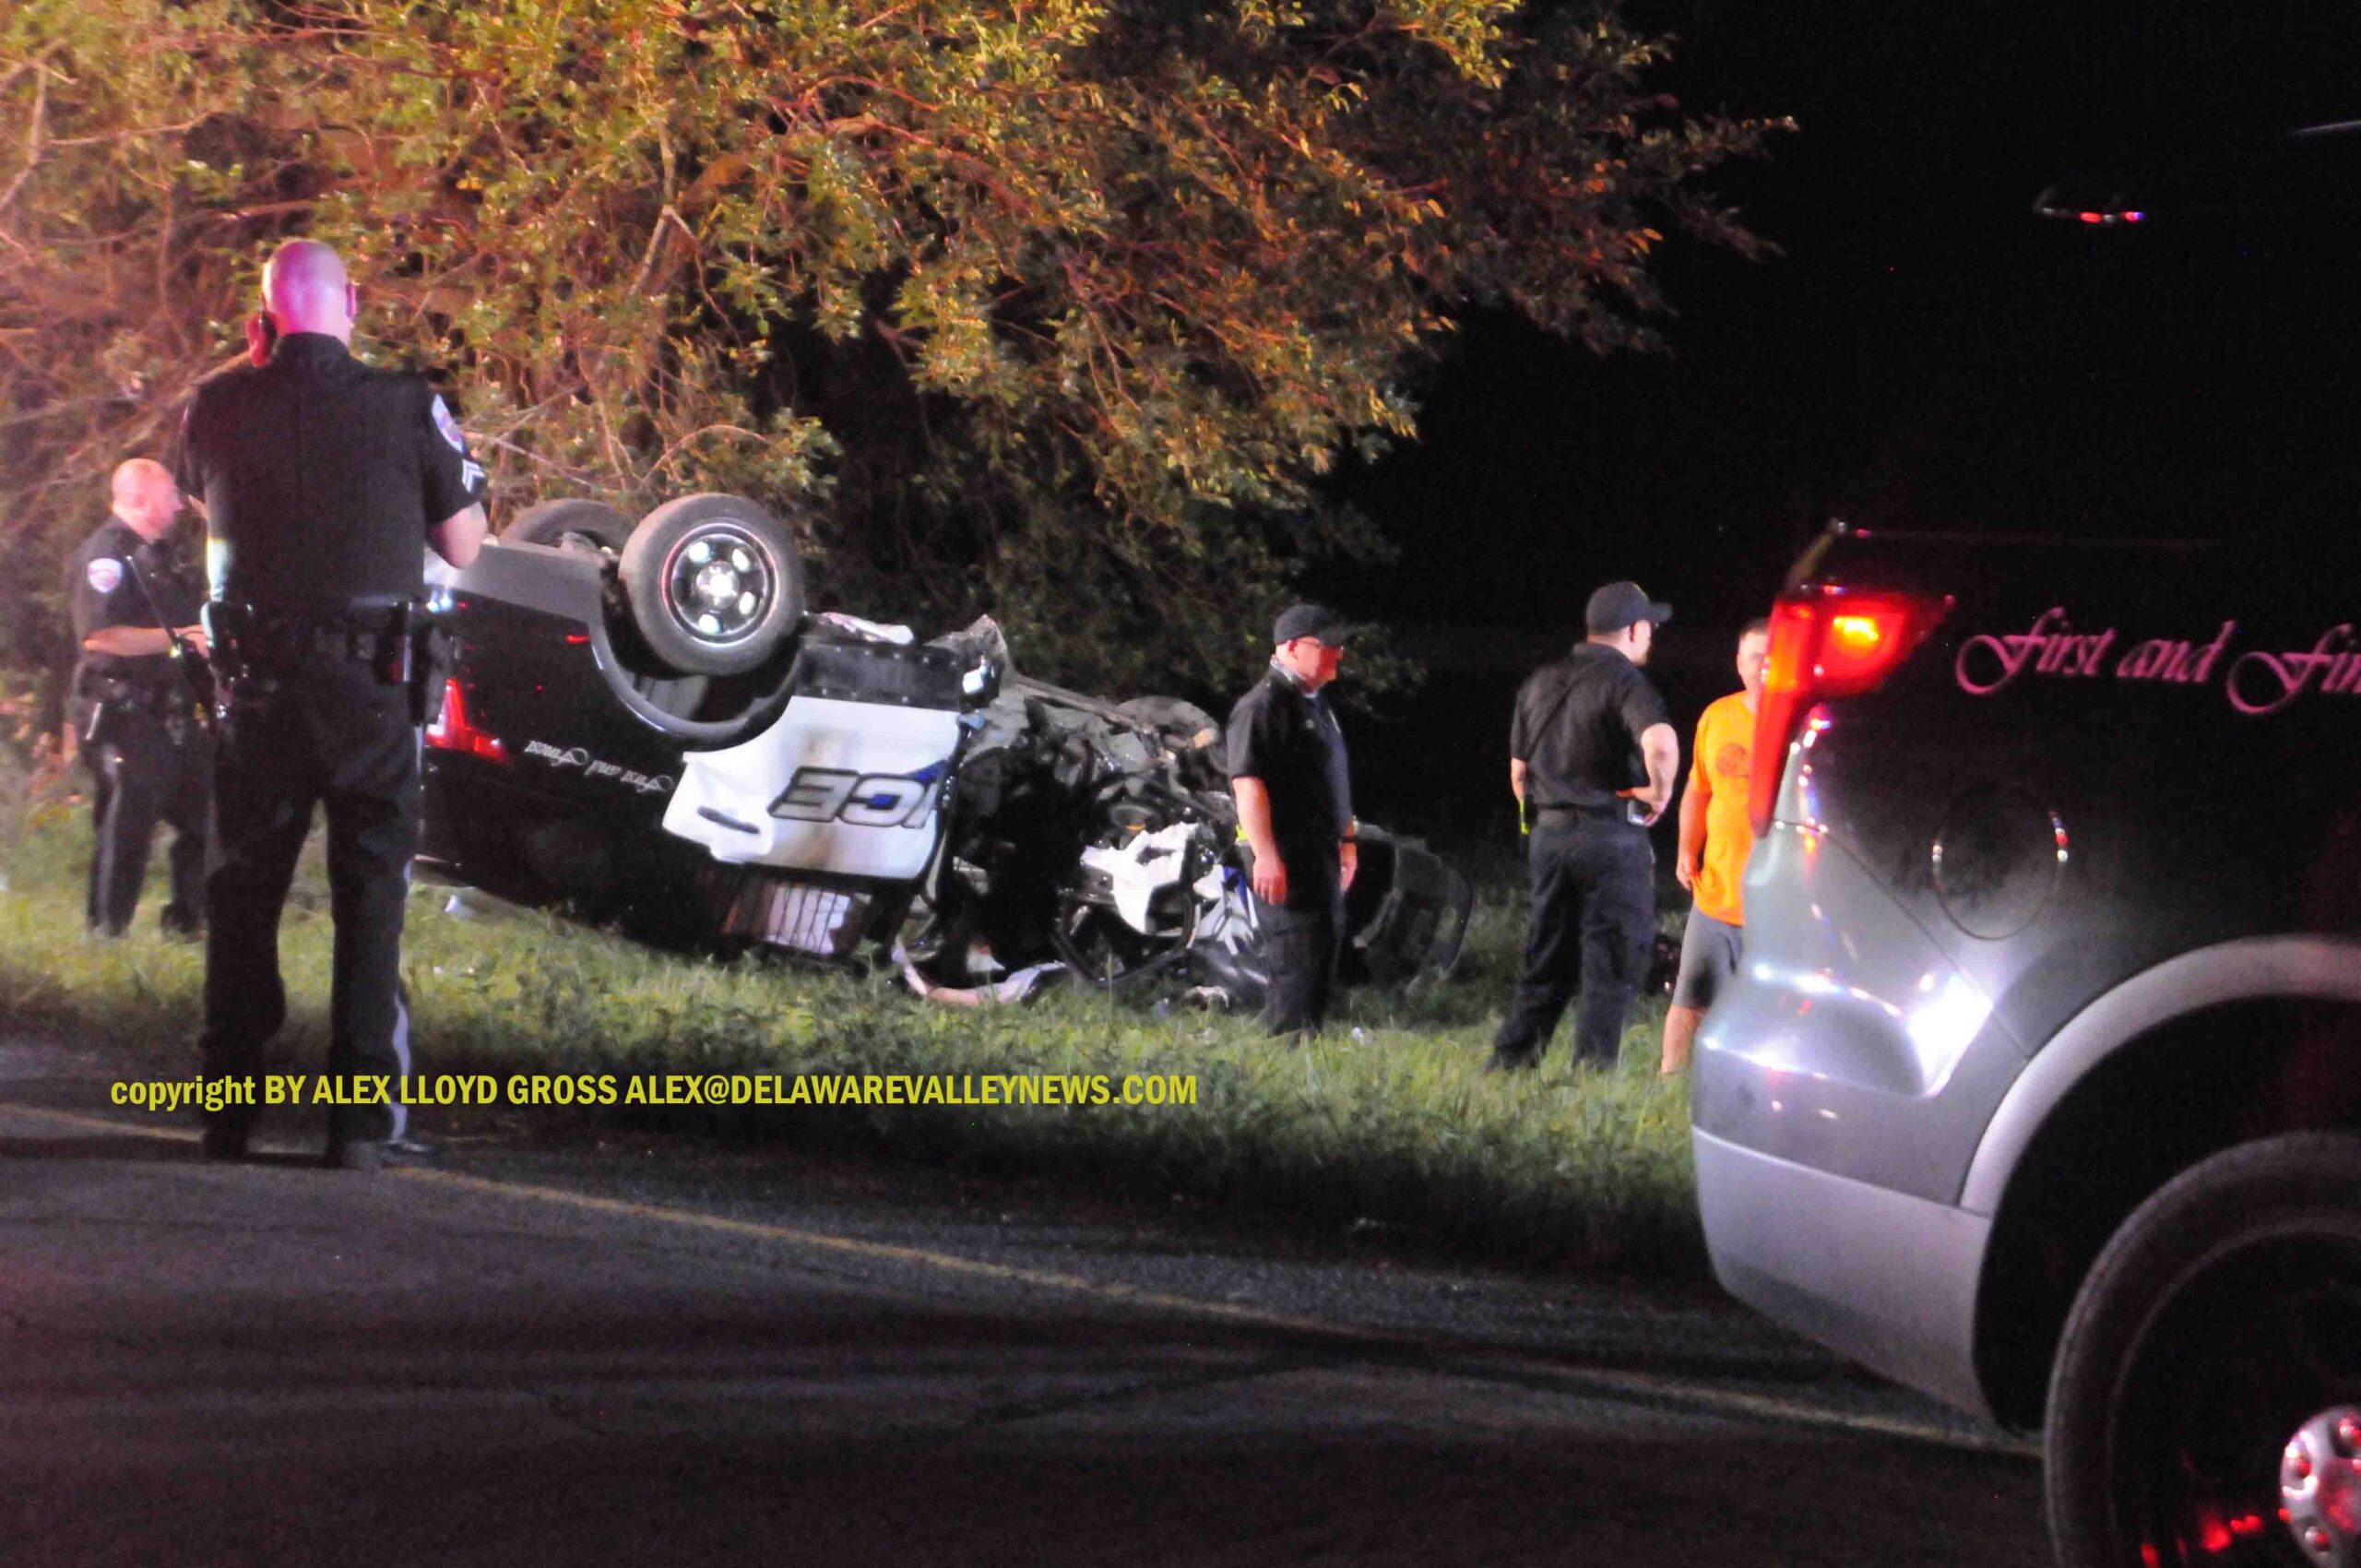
[504,497,633,554]
[2045,1131,2361,1568]
[617,493,805,676]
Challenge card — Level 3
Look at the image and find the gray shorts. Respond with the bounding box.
[1671,909,1745,1012]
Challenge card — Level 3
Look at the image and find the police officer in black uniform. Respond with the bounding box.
[1489,581,1680,1072]
[66,458,212,938]
[1228,603,1358,1036]
[180,240,487,1169]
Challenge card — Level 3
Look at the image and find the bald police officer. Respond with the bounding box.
[66,459,212,938]
[181,240,487,1169]
[1489,581,1679,1073]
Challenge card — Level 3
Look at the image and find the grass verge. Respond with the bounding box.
[0,801,1704,1276]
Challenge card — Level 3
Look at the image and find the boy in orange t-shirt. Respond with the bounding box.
[1662,619,1770,1075]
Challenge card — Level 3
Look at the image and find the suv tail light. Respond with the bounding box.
[424,680,508,763]
[1749,588,1952,834]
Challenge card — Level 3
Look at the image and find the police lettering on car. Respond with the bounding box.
[65,458,212,939]
[179,240,488,1170]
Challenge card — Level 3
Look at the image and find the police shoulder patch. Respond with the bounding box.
[86,557,124,595]
[429,394,468,454]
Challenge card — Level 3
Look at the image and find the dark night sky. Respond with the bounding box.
[1319,2,2361,837]
[1326,1,2361,632]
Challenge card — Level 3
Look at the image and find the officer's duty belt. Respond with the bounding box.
[1532,802,1628,824]
[207,600,413,666]
[77,673,184,715]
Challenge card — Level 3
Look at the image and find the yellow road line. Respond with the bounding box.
[12,1103,202,1144]
[0,1100,2036,1457]
[4,1103,1387,1343]
[408,1163,1399,1344]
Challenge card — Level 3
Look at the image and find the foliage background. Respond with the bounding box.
[1,0,1780,730]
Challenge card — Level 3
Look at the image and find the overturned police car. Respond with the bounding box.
[416,493,1472,1008]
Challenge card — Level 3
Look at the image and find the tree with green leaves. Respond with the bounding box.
[2,0,1782,708]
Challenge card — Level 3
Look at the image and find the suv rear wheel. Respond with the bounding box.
[2047,1133,2361,1568]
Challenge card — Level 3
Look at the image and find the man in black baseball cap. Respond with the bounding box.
[1272,602,1352,645]
[1489,580,1679,1073]
[1584,580,1674,635]
[1228,603,1358,1036]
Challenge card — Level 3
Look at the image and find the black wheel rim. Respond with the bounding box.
[662,522,777,648]
[2111,1234,2361,1566]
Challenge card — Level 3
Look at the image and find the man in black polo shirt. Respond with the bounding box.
[180,239,487,1170]
[65,458,212,939]
[1489,581,1679,1073]
[1228,603,1358,1037]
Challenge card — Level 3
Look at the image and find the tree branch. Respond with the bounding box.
[0,56,51,220]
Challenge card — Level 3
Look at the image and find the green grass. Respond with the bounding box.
[0,786,1705,1276]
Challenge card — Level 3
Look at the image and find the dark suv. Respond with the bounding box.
[1691,147,2361,1568]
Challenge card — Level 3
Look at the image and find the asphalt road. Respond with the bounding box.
[0,1063,2051,1568]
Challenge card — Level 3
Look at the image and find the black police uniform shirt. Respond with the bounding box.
[1227,664,1352,905]
[66,517,203,696]
[179,332,487,606]
[1509,644,1671,810]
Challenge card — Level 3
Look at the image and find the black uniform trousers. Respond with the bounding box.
[84,707,210,936]
[201,655,417,1143]
[1254,855,1345,1038]
[1493,811,1655,1068]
